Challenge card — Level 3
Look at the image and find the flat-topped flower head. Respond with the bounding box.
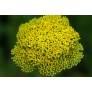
[11,15,84,76]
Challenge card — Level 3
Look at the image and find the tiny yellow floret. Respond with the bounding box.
[11,15,84,76]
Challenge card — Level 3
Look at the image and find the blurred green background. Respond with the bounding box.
[0,15,91,77]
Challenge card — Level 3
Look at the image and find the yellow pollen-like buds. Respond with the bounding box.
[11,15,84,76]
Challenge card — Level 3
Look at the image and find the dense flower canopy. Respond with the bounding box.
[11,15,84,76]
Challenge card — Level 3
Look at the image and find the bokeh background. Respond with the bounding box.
[0,15,91,77]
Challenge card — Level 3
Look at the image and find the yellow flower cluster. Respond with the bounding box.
[11,15,84,76]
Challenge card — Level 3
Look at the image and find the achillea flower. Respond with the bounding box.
[11,15,84,76]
